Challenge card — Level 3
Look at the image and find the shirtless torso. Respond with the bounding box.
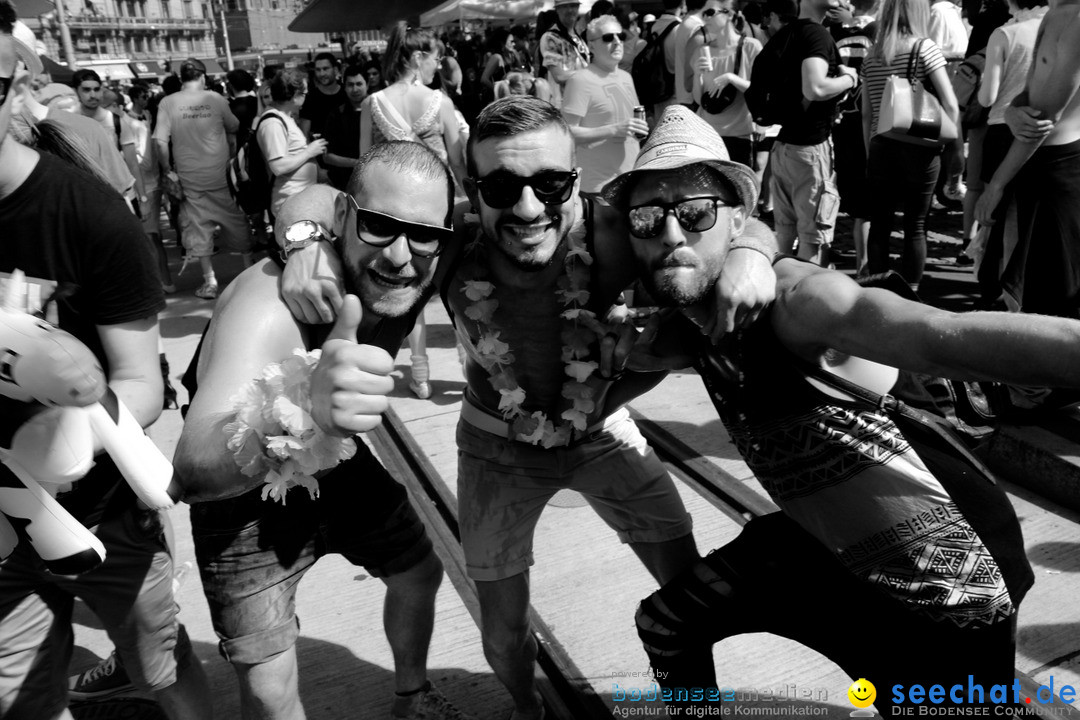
[1028,0,1080,144]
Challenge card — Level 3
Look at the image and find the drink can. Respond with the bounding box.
[702,45,713,68]
[633,105,647,139]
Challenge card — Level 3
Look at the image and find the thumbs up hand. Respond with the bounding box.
[309,295,395,436]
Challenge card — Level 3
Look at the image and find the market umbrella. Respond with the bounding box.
[14,0,55,16]
[288,0,449,32]
[420,0,548,25]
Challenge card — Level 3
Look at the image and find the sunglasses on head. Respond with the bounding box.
[594,31,627,43]
[703,7,734,16]
[473,170,579,209]
[627,197,733,238]
[349,197,452,258]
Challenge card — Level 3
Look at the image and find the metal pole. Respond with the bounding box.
[53,0,79,69]
[217,3,234,69]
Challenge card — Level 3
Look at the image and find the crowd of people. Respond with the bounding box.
[3,0,1080,717]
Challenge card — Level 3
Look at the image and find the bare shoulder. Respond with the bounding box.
[199,260,303,379]
[773,260,862,338]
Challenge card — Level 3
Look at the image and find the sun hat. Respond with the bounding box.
[36,82,76,106]
[602,104,759,213]
[12,21,44,76]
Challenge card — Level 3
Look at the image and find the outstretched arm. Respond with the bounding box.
[278,184,347,325]
[772,260,1080,387]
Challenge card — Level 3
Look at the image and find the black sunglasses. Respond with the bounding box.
[0,76,11,108]
[703,7,734,16]
[473,170,579,209]
[594,31,628,43]
[627,197,732,238]
[349,197,453,258]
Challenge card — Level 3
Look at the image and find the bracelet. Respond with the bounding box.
[224,349,357,504]
[729,236,779,264]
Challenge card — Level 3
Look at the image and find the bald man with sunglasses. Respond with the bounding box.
[173,141,475,720]
[276,96,777,720]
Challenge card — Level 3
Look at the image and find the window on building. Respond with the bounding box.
[161,0,170,16]
[182,0,192,16]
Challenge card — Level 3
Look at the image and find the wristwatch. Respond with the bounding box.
[280,220,330,263]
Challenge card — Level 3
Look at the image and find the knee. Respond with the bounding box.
[480,615,534,662]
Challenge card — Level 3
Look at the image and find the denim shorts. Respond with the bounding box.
[456,407,694,582]
[191,442,432,665]
[0,489,188,719]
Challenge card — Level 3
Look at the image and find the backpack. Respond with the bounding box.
[952,48,989,129]
[631,19,681,105]
[227,111,286,217]
[745,25,797,127]
[835,30,874,118]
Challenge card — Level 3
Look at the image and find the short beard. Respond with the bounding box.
[345,265,432,319]
[642,250,726,307]
[487,213,570,272]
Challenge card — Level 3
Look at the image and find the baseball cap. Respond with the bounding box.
[643,13,657,23]
[553,0,581,7]
[602,105,759,213]
[179,57,206,75]
[12,21,44,76]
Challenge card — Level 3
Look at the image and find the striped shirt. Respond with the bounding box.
[860,39,947,137]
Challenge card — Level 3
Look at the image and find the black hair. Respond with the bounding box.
[466,96,571,176]
[342,64,365,82]
[226,68,255,92]
[71,69,102,88]
[313,51,340,68]
[0,0,15,33]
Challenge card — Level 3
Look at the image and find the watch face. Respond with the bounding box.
[285,220,318,244]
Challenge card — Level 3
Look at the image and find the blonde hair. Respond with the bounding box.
[872,0,930,65]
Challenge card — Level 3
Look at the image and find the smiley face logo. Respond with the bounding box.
[848,679,876,709]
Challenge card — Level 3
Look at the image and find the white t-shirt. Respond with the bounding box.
[87,106,136,150]
[256,110,318,217]
[929,1,969,59]
[153,89,238,192]
[561,66,640,193]
[694,37,763,139]
[127,109,158,189]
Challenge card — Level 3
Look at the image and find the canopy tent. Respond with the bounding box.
[288,0,447,32]
[419,0,549,26]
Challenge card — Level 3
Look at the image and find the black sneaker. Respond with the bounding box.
[69,652,137,701]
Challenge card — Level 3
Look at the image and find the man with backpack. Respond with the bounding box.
[631,0,683,118]
[154,58,253,300]
[747,0,857,266]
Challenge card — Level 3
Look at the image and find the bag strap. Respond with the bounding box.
[734,35,745,75]
[799,360,1001,486]
[907,38,926,85]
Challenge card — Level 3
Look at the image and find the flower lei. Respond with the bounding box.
[459,212,612,448]
[225,349,358,504]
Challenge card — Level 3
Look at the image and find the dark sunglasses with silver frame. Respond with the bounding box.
[627,196,734,239]
[349,196,453,258]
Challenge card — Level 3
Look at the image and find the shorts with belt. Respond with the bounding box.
[456,400,694,582]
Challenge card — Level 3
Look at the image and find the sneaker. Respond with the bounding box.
[955,252,975,267]
[69,652,137,701]
[390,682,477,720]
[194,280,218,300]
[944,180,967,203]
[162,283,177,294]
[409,380,432,400]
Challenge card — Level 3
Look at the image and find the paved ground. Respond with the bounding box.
[66,204,1080,720]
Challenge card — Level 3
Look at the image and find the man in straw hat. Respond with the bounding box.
[273,95,779,720]
[602,105,1080,716]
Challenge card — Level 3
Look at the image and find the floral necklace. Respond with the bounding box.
[459,211,611,448]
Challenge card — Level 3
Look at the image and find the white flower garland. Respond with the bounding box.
[459,213,614,448]
[224,349,358,504]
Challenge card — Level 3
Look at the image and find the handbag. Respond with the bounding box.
[877,38,958,146]
[700,35,745,115]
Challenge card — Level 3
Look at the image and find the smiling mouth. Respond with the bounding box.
[504,222,553,241]
[368,269,415,288]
